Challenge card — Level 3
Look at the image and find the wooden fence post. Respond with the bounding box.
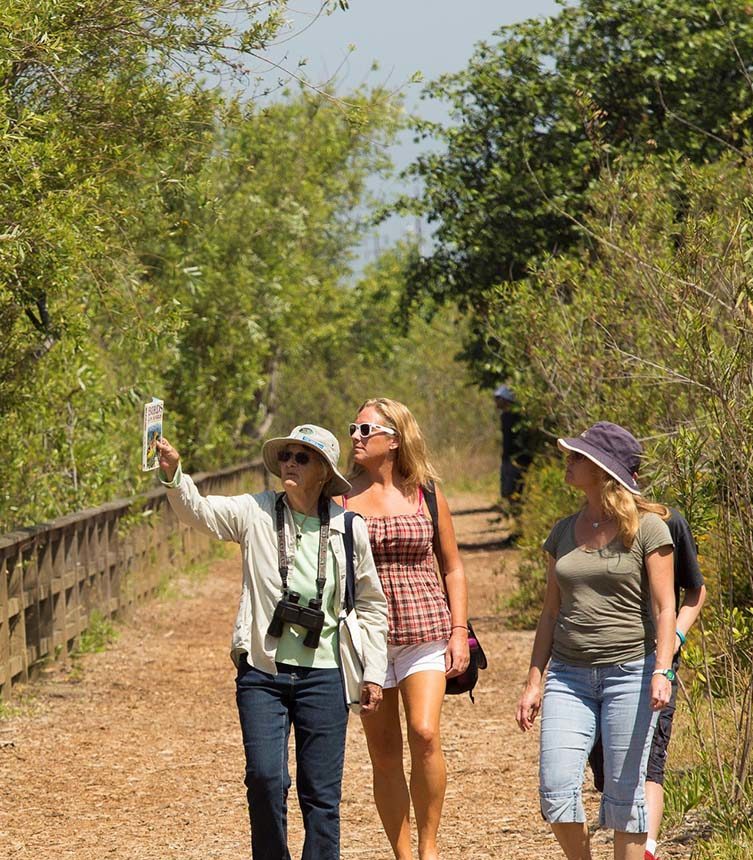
[0,552,10,701]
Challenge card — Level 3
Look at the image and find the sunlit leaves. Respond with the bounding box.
[398,0,753,384]
[0,3,402,530]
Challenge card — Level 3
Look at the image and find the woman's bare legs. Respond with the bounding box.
[551,822,592,859]
[361,688,413,859]
[550,824,644,860]
[613,831,647,860]
[362,672,448,859]
[401,671,447,860]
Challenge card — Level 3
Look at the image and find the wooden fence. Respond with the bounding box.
[0,460,266,701]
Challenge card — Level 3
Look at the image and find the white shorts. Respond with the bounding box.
[383,640,448,689]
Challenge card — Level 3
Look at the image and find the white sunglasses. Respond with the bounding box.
[349,422,397,438]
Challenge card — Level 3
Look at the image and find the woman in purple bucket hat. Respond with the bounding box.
[515,422,676,860]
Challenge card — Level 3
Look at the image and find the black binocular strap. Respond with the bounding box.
[314,495,331,602]
[422,481,440,556]
[275,494,290,592]
[343,511,359,614]
[275,493,330,602]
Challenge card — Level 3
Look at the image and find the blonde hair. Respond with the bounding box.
[348,398,440,496]
[600,478,669,547]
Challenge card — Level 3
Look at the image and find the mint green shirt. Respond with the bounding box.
[274,511,340,668]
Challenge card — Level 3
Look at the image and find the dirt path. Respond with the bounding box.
[0,494,689,859]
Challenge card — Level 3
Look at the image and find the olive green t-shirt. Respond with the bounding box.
[544,512,673,666]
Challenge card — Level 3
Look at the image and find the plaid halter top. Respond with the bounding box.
[346,489,451,646]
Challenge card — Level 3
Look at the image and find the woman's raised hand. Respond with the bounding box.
[156,438,180,482]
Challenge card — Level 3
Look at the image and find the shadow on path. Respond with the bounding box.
[452,505,500,517]
[458,537,516,552]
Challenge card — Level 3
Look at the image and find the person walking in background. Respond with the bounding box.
[515,421,676,860]
[494,384,531,502]
[342,398,470,860]
[156,425,388,860]
[589,507,706,860]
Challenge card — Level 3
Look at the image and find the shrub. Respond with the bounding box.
[505,455,578,627]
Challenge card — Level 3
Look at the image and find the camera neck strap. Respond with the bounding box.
[275,494,330,602]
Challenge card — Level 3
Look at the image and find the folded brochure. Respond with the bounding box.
[142,397,164,471]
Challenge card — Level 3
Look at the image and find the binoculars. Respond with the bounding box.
[267,590,325,648]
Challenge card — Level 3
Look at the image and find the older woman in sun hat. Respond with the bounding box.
[156,424,388,860]
[515,421,676,860]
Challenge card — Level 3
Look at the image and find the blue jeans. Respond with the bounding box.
[235,657,348,860]
[539,656,658,833]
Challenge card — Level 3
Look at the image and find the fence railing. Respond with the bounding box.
[0,460,266,701]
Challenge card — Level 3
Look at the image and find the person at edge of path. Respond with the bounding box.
[494,384,532,502]
[341,398,470,860]
[514,421,676,860]
[155,425,388,860]
[588,507,707,860]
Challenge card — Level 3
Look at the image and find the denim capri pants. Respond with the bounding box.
[539,655,658,832]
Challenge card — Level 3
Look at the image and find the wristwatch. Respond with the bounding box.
[653,668,676,681]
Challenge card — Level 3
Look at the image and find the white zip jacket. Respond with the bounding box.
[162,467,388,693]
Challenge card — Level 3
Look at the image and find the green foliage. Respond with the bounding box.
[74,611,117,655]
[482,155,753,449]
[506,456,578,626]
[692,832,753,860]
[399,0,753,382]
[0,1,282,395]
[663,763,753,855]
[160,89,400,469]
[0,2,281,529]
[271,243,499,489]
[0,689,38,721]
[663,766,713,828]
[0,2,483,535]
[0,1,407,532]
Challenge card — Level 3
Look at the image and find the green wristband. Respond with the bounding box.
[676,629,686,647]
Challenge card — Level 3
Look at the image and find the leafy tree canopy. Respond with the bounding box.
[0,2,407,531]
[398,0,753,382]
[0,1,285,411]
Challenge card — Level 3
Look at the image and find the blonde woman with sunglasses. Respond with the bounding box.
[155,425,388,860]
[515,422,675,860]
[343,398,470,860]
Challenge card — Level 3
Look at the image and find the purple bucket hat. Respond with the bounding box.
[557,421,642,494]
